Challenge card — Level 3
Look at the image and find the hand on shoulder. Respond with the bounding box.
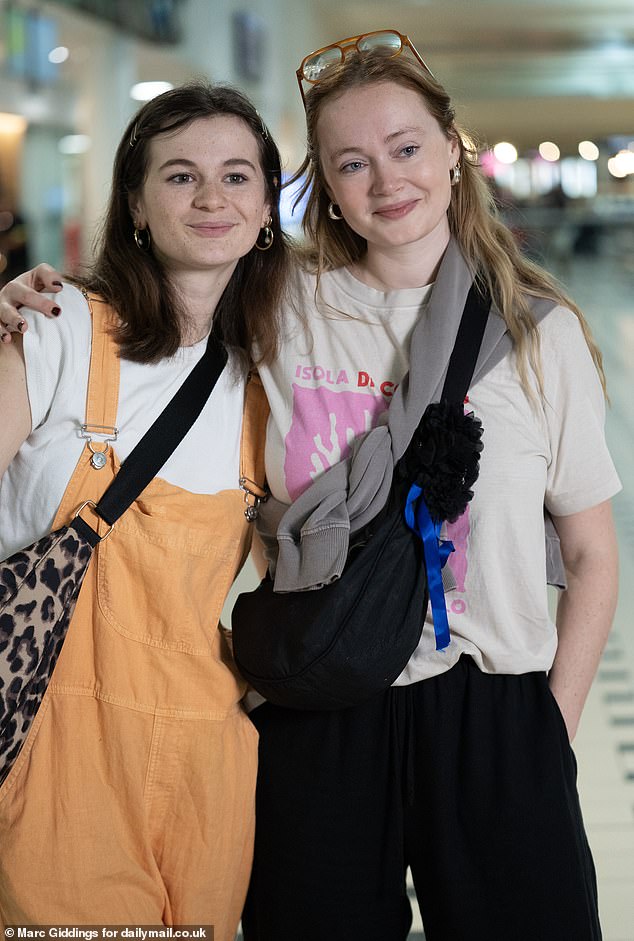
[0,264,64,341]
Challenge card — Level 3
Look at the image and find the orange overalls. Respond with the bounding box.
[0,298,268,935]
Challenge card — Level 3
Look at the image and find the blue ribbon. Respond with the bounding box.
[404,483,454,651]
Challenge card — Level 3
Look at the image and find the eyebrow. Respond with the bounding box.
[157,157,258,172]
[330,127,424,160]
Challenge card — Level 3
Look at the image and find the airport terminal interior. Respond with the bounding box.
[0,1,633,937]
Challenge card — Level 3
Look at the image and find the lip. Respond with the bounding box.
[187,222,236,237]
[373,200,419,220]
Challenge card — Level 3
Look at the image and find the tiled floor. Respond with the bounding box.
[233,244,634,941]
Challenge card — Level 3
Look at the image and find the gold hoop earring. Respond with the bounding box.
[328,202,343,221]
[451,163,462,186]
[134,227,151,251]
[255,217,274,251]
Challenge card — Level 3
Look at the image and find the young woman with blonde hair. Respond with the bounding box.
[239,32,620,941]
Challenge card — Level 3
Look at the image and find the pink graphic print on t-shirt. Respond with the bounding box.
[444,504,471,615]
[444,401,474,615]
[446,509,470,592]
[284,383,389,501]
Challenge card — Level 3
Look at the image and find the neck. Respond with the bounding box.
[351,224,451,292]
[169,263,238,345]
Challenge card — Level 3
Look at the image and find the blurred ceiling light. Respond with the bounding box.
[578,140,599,161]
[0,112,27,134]
[538,141,560,162]
[607,150,634,178]
[493,142,518,165]
[48,46,69,64]
[58,134,91,155]
[130,82,173,101]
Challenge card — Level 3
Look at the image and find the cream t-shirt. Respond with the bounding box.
[257,265,622,682]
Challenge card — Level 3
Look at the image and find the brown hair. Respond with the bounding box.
[77,82,291,364]
[291,51,606,396]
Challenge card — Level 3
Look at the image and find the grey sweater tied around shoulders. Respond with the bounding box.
[256,237,565,593]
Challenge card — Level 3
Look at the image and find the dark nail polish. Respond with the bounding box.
[52,281,63,287]
[17,320,26,332]
[52,306,61,316]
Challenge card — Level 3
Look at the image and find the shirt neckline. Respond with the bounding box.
[327,265,434,310]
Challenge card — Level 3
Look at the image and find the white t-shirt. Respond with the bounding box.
[258,264,622,682]
[0,284,244,561]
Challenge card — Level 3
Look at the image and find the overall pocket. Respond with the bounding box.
[97,495,243,654]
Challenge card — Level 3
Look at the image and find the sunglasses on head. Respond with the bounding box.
[296,29,434,107]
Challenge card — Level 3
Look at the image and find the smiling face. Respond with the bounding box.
[129,114,271,281]
[316,81,459,263]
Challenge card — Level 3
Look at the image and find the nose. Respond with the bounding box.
[192,179,226,210]
[370,162,402,197]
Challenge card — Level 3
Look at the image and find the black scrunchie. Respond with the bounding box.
[397,401,484,524]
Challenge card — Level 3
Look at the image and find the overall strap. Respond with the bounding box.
[49,292,121,533]
[83,291,121,431]
[239,371,269,522]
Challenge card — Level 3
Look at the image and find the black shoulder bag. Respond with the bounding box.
[232,281,489,710]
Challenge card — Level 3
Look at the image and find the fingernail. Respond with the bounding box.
[51,306,61,316]
[52,281,63,288]
[17,319,26,332]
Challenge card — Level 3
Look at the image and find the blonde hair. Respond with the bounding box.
[291,51,606,398]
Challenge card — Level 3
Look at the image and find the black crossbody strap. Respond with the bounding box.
[440,279,491,405]
[95,331,228,526]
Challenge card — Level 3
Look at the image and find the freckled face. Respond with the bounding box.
[130,115,271,278]
[317,82,459,256]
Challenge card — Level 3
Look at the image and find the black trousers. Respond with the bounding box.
[242,656,601,941]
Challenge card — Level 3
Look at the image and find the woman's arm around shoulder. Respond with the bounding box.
[1,283,91,478]
[549,499,619,741]
[0,332,31,476]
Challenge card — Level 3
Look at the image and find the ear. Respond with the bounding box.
[448,134,461,168]
[314,166,337,203]
[128,192,145,229]
[262,202,272,227]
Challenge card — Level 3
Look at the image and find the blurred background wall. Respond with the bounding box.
[0,0,633,279]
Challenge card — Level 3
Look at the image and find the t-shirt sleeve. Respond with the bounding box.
[21,284,92,431]
[542,305,621,516]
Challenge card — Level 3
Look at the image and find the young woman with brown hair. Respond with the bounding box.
[0,81,291,933]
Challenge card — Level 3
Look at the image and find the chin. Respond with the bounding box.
[381,230,434,248]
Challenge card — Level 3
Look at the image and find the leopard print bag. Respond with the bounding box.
[0,515,99,786]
